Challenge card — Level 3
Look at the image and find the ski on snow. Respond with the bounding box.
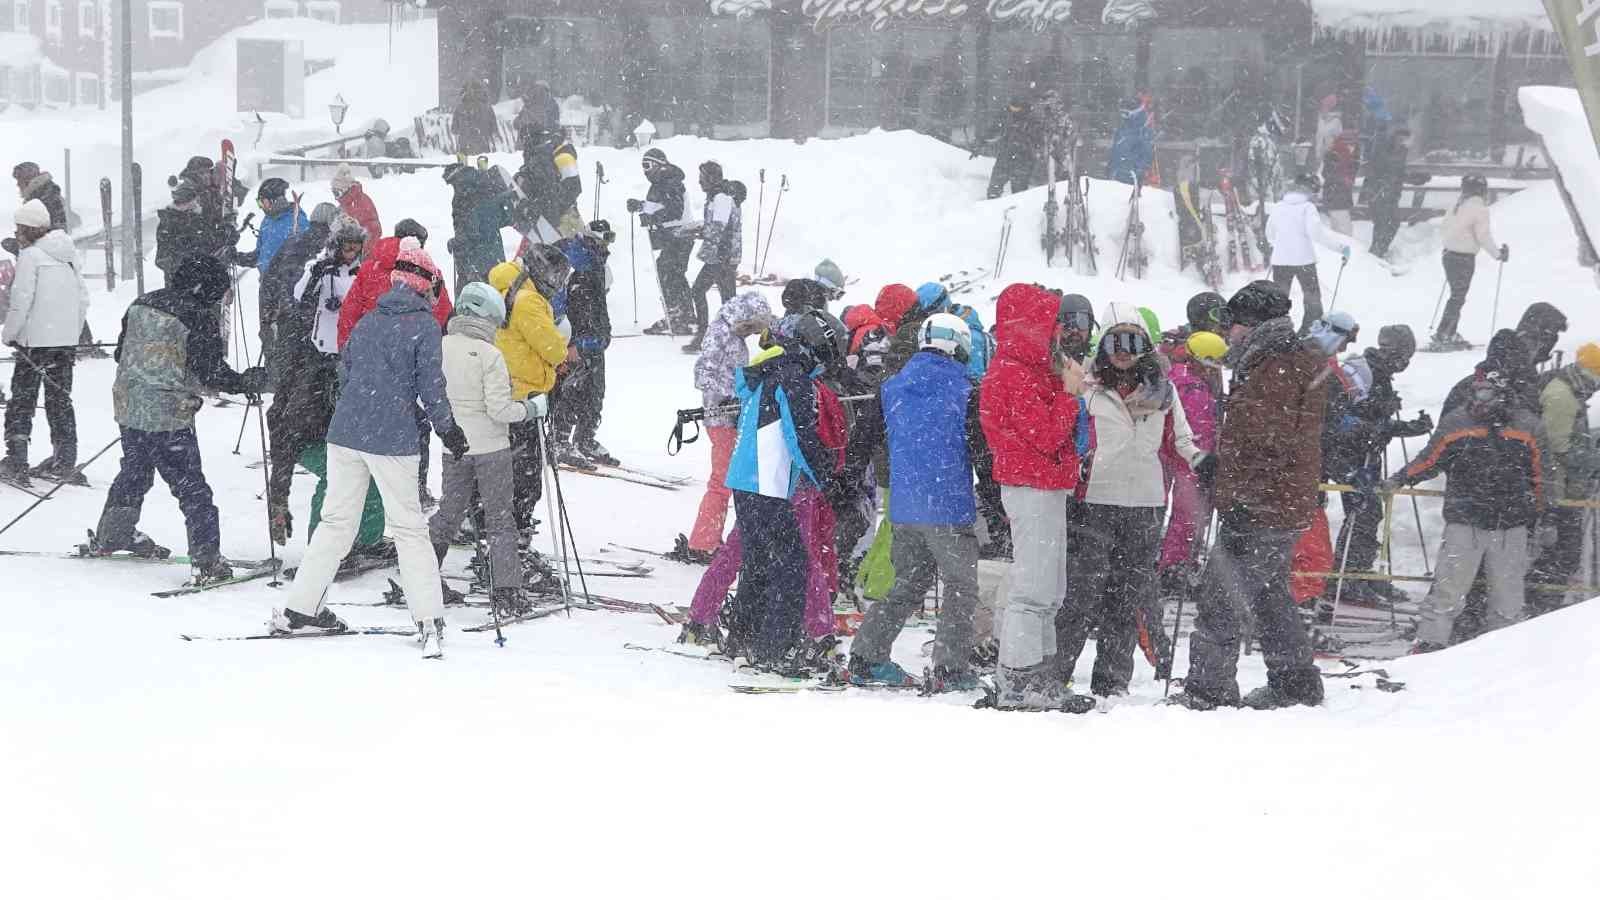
[180,626,416,642]
[557,464,681,491]
[152,562,282,598]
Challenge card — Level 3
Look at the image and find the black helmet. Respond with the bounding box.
[1292,170,1322,193]
[394,218,429,245]
[1224,280,1291,328]
[257,177,290,203]
[1186,291,1225,328]
[520,243,574,300]
[784,309,847,367]
[1057,292,1095,331]
[1460,173,1488,197]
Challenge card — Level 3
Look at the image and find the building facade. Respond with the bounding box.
[0,0,395,110]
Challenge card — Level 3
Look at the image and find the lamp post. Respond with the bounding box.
[632,118,657,148]
[329,92,349,134]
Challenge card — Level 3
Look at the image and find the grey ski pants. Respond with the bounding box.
[996,486,1070,670]
[1184,519,1321,705]
[1056,503,1163,693]
[428,447,521,592]
[1419,522,1527,645]
[851,523,980,673]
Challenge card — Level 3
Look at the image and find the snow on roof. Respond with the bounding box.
[1519,86,1600,255]
[1314,0,1552,34]
[0,31,45,66]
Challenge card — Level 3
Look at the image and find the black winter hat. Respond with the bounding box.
[699,161,723,183]
[1377,324,1416,358]
[173,254,232,299]
[394,218,429,245]
[257,177,290,202]
[1225,280,1291,327]
[1186,291,1224,327]
[782,278,831,313]
[12,161,40,181]
[643,148,668,165]
[182,156,214,178]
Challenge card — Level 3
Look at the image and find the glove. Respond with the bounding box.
[1340,245,1351,262]
[1407,411,1434,436]
[269,504,293,546]
[522,394,549,420]
[438,423,470,460]
[1499,244,1510,263]
[1377,476,1402,495]
[1193,453,1218,491]
[239,366,269,403]
[625,199,643,213]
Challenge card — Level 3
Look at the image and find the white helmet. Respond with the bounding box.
[919,312,972,363]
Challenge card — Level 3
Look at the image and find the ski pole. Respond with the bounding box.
[758,174,788,278]
[628,214,638,327]
[1489,248,1507,334]
[593,161,606,223]
[1165,507,1215,698]
[1316,497,1361,648]
[753,168,766,277]
[254,387,281,587]
[1394,425,1431,576]
[1427,279,1448,332]
[1382,490,1396,632]
[538,423,573,617]
[1327,253,1349,311]
[0,436,120,538]
[543,418,592,606]
[477,503,505,646]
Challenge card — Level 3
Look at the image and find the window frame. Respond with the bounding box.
[305,0,341,25]
[147,0,183,40]
[77,0,96,38]
[74,70,99,105]
[15,0,32,34]
[44,70,70,105]
[262,0,298,20]
[45,0,63,41]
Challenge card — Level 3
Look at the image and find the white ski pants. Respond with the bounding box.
[286,443,444,623]
[1418,523,1528,645]
[996,486,1070,669]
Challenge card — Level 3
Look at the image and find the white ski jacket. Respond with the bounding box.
[440,314,530,456]
[1082,380,1204,508]
[1440,195,1499,257]
[1266,191,1346,268]
[2,230,88,348]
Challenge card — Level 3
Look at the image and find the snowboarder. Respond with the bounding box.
[1525,345,1600,613]
[452,79,500,157]
[429,280,547,616]
[979,284,1088,710]
[233,178,308,277]
[1057,302,1209,695]
[1433,174,1508,349]
[683,292,776,565]
[1107,96,1156,186]
[91,256,268,581]
[490,246,571,538]
[1,200,89,483]
[1365,129,1429,259]
[630,148,695,337]
[269,240,469,656]
[331,163,383,246]
[551,224,617,467]
[1320,128,1360,237]
[683,161,743,353]
[1383,370,1553,652]
[981,97,1040,199]
[847,312,985,690]
[1173,281,1328,711]
[512,124,582,241]
[1266,171,1350,334]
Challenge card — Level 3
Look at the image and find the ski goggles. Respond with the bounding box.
[1101,330,1152,355]
[1059,310,1094,332]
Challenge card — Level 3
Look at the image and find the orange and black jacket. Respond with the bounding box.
[1393,404,1556,530]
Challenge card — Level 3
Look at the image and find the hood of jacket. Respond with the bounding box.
[1280,190,1313,208]
[646,162,685,188]
[377,284,432,315]
[25,229,78,265]
[994,283,1059,370]
[365,235,403,276]
[447,312,500,344]
[741,339,816,390]
[22,172,57,201]
[1228,316,1302,379]
[716,290,774,331]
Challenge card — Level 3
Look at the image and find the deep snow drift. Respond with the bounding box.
[3,44,1600,896]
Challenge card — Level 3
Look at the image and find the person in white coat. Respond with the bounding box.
[427,281,546,618]
[1055,302,1209,696]
[2,199,89,482]
[1266,171,1351,335]
[1433,173,1508,348]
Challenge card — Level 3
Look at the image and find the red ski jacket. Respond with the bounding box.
[337,183,383,246]
[979,283,1080,491]
[337,236,452,350]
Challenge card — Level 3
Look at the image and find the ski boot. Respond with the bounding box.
[271,605,349,635]
[920,664,981,695]
[189,556,234,587]
[0,438,31,486]
[677,620,723,648]
[578,440,619,468]
[681,335,704,354]
[418,617,446,659]
[1408,640,1446,655]
[993,663,1095,713]
[797,634,842,676]
[847,656,918,688]
[492,587,532,617]
[642,318,672,336]
[28,443,81,483]
[353,538,398,562]
[81,525,170,559]
[556,442,598,471]
[440,578,467,606]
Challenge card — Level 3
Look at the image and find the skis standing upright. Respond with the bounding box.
[1115,182,1147,281]
[98,177,114,291]
[1042,150,1060,266]
[1219,168,1258,273]
[1072,174,1099,276]
[130,163,145,296]
[214,141,239,350]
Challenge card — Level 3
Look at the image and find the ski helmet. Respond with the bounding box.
[781,309,847,367]
[257,177,290,203]
[919,312,972,363]
[520,243,574,301]
[1186,291,1224,329]
[1292,170,1322,193]
[1223,281,1291,328]
[1187,330,1228,362]
[1057,293,1095,332]
[1460,173,1488,198]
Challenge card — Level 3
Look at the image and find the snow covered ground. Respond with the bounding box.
[3,29,1600,894]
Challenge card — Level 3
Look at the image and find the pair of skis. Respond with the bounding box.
[1218,168,1261,274]
[1115,183,1149,281]
[97,163,146,294]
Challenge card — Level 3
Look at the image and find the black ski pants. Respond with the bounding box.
[986,155,1034,199]
[509,416,543,532]
[728,490,807,664]
[654,238,694,332]
[1369,198,1402,258]
[1526,506,1585,614]
[1271,264,1322,334]
[1055,503,1163,695]
[104,426,221,561]
[552,348,607,450]
[1184,517,1323,706]
[689,260,736,338]
[1437,250,1476,339]
[1334,469,1385,574]
[4,346,76,451]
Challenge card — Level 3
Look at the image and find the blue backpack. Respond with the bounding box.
[947,301,993,380]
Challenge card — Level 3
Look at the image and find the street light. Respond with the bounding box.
[329,93,349,133]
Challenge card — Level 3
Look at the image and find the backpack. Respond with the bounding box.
[726,180,747,206]
[947,301,993,380]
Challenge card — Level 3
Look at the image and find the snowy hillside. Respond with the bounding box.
[4,45,1600,897]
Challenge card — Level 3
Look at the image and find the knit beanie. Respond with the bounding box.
[331,162,356,194]
[394,218,429,245]
[13,199,50,229]
[874,283,918,326]
[390,237,439,294]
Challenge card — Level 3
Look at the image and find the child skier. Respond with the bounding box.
[429,281,547,617]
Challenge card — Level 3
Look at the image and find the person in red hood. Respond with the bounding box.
[979,283,1089,711]
[332,163,383,245]
[336,218,452,503]
[873,283,918,329]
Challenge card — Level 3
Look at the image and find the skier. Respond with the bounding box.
[683,161,743,353]
[1365,128,1429,259]
[1173,281,1328,710]
[155,180,229,288]
[680,292,776,566]
[1313,95,1343,166]
[846,312,985,690]
[1107,96,1156,186]
[233,178,308,277]
[981,97,1040,199]
[512,124,582,241]
[331,163,383,246]
[630,148,695,337]
[265,216,392,567]
[813,258,848,301]
[490,246,571,540]
[258,203,340,374]
[979,284,1088,710]
[1432,174,1508,349]
[1524,345,1600,613]
[168,156,243,264]
[1320,128,1360,237]
[550,223,616,467]
[0,237,13,405]
[1057,302,1209,695]
[1155,296,1226,604]
[90,255,268,580]
[269,240,469,656]
[11,162,68,229]
[1265,171,1350,334]
[1383,370,1553,652]
[452,79,500,157]
[443,161,511,292]
[722,324,836,671]
[1324,324,1431,606]
[1,200,89,483]
[429,281,547,616]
